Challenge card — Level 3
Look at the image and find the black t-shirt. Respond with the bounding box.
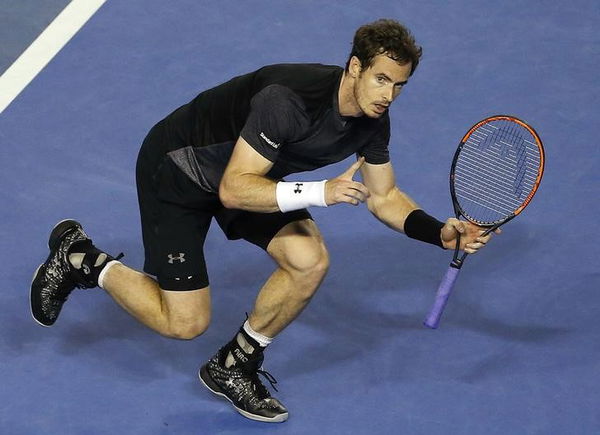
[159,63,390,193]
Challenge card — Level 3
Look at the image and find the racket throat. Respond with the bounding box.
[450,259,464,269]
[450,232,467,269]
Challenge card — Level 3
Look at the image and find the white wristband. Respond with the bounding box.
[276,180,328,212]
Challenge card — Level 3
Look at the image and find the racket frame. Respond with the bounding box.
[448,115,544,268]
[424,115,544,328]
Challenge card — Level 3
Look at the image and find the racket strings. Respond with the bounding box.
[499,122,530,195]
[454,119,542,225]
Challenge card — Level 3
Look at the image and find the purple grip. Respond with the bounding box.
[423,266,461,329]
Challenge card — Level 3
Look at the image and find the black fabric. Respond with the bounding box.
[135,63,389,290]
[403,209,446,248]
[151,63,391,194]
[136,135,312,291]
[239,84,309,162]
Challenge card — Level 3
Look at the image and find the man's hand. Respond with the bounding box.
[440,218,501,253]
[325,157,371,206]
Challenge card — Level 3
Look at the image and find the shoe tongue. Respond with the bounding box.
[67,239,94,256]
[240,352,264,372]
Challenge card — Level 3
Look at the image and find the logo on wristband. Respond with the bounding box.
[294,183,303,193]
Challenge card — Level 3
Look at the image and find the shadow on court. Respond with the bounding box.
[4,228,572,390]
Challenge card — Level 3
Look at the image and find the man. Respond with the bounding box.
[31,19,495,423]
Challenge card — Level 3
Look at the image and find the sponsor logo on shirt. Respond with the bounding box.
[260,132,280,149]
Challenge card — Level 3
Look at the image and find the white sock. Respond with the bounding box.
[97,260,121,289]
[243,319,273,348]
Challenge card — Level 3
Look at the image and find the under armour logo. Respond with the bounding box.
[294,183,303,193]
[167,253,186,264]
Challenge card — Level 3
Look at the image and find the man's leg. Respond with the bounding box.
[199,218,328,423]
[30,219,211,340]
[100,264,211,340]
[250,218,329,337]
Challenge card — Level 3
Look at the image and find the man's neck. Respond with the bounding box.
[337,72,363,117]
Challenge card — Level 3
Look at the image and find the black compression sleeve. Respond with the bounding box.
[403,209,445,248]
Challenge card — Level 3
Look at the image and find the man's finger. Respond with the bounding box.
[343,189,366,203]
[341,156,365,179]
[449,219,465,234]
[349,182,370,198]
[477,234,491,244]
[343,193,363,205]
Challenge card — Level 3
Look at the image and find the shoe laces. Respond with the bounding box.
[234,357,280,401]
[253,367,279,395]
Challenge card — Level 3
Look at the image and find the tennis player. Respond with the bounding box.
[30,19,495,422]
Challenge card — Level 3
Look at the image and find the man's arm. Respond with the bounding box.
[360,161,418,232]
[360,160,495,253]
[219,137,279,213]
[220,137,372,213]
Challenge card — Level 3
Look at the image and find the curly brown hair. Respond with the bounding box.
[345,19,422,76]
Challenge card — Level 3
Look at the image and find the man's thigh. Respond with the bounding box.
[214,207,313,251]
[136,136,222,291]
[137,165,217,290]
[151,205,213,290]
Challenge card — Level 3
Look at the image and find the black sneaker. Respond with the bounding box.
[30,219,95,327]
[199,349,289,423]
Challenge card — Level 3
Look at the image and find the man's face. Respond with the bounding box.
[351,54,412,118]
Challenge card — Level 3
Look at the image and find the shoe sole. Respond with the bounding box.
[48,219,82,250]
[30,264,50,327]
[29,219,82,327]
[198,365,289,423]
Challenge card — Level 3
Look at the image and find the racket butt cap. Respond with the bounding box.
[423,320,439,329]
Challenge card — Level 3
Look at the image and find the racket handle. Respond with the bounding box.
[423,265,461,329]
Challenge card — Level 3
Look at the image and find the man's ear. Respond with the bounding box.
[349,56,362,78]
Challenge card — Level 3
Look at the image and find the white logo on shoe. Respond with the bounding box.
[167,253,186,264]
[234,348,249,363]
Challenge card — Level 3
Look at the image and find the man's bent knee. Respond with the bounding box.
[268,220,330,283]
[280,245,330,299]
[165,316,210,340]
[277,239,329,275]
[160,287,212,340]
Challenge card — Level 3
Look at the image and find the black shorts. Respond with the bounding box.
[136,122,312,291]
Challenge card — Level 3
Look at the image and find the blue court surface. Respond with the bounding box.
[1,1,599,434]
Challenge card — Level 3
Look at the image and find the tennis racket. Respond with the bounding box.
[423,115,545,329]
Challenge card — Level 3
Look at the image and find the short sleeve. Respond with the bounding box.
[240,85,308,162]
[357,114,391,164]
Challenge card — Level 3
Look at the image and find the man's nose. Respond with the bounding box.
[383,85,394,102]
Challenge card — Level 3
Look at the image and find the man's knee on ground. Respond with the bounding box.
[159,287,211,340]
[165,315,210,340]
